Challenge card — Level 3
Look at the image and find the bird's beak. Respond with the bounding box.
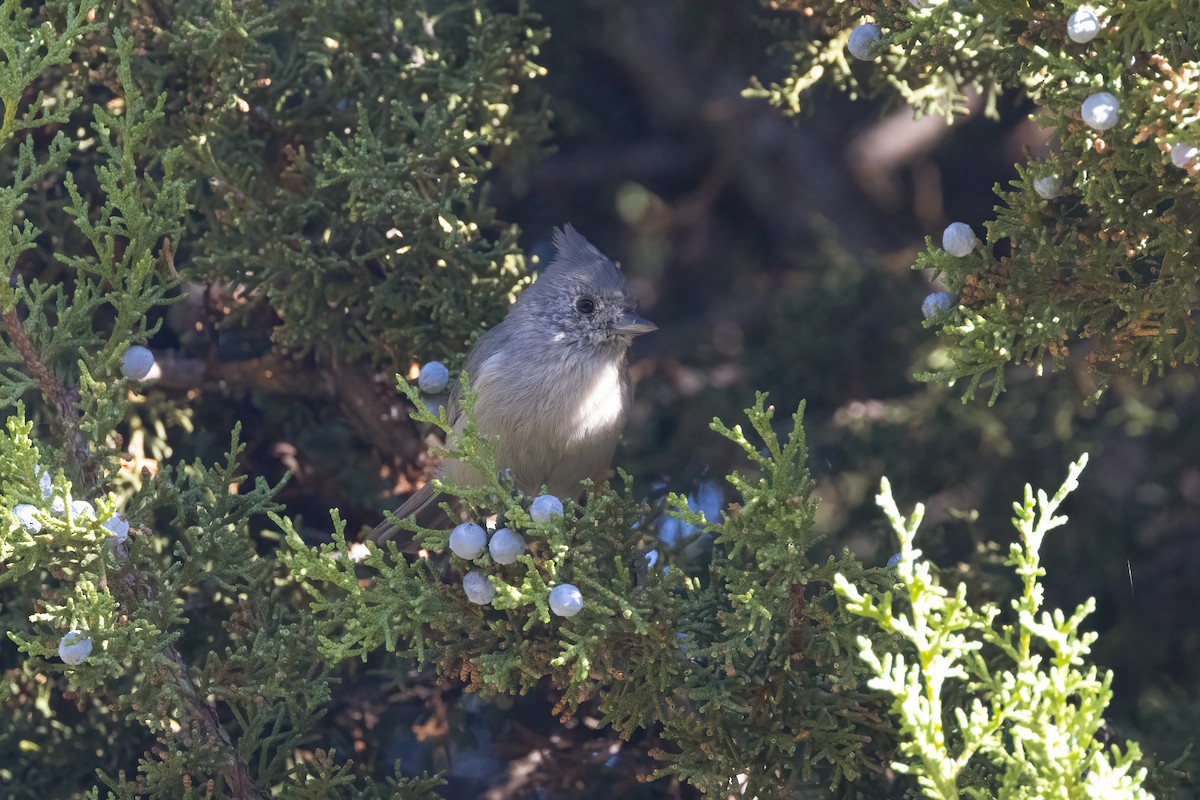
[612,312,658,336]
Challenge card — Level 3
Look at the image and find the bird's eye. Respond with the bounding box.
[575,297,596,315]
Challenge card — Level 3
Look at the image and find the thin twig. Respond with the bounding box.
[161,236,178,278]
[4,309,95,487]
[150,348,426,465]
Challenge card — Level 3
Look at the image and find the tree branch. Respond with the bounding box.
[4,309,96,488]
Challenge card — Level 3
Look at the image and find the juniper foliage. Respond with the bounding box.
[281,383,900,798]
[835,458,1152,798]
[752,0,1200,402]
[175,0,549,372]
[0,1,1169,798]
[0,0,539,796]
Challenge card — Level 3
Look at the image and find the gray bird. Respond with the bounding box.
[370,224,656,543]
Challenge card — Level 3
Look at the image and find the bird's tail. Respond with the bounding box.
[368,483,462,546]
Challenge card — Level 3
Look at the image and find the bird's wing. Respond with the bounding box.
[446,319,510,425]
[369,321,512,544]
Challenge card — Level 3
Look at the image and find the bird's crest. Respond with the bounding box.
[525,223,629,301]
[551,224,610,271]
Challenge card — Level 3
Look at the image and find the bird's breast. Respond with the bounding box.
[469,347,630,495]
[565,360,627,445]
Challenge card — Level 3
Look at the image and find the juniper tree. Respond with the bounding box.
[835,458,1153,799]
[0,1,1165,799]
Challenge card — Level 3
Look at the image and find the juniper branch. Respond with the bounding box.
[4,307,95,487]
[108,538,271,800]
[5,303,269,799]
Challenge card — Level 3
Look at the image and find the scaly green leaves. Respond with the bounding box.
[836,456,1152,799]
[756,1,1200,399]
[284,391,898,799]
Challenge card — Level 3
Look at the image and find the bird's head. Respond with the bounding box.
[512,225,656,353]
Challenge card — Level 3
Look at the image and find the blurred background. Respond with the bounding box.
[151,0,1200,795]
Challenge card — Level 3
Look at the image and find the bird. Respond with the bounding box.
[370,224,656,544]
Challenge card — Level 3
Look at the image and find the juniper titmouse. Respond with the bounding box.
[370,225,656,542]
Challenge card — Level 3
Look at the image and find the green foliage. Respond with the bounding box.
[161,0,550,372]
[0,1,546,796]
[0,1,1173,798]
[655,396,898,795]
[835,457,1152,798]
[0,0,98,143]
[283,389,900,797]
[753,0,1200,401]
